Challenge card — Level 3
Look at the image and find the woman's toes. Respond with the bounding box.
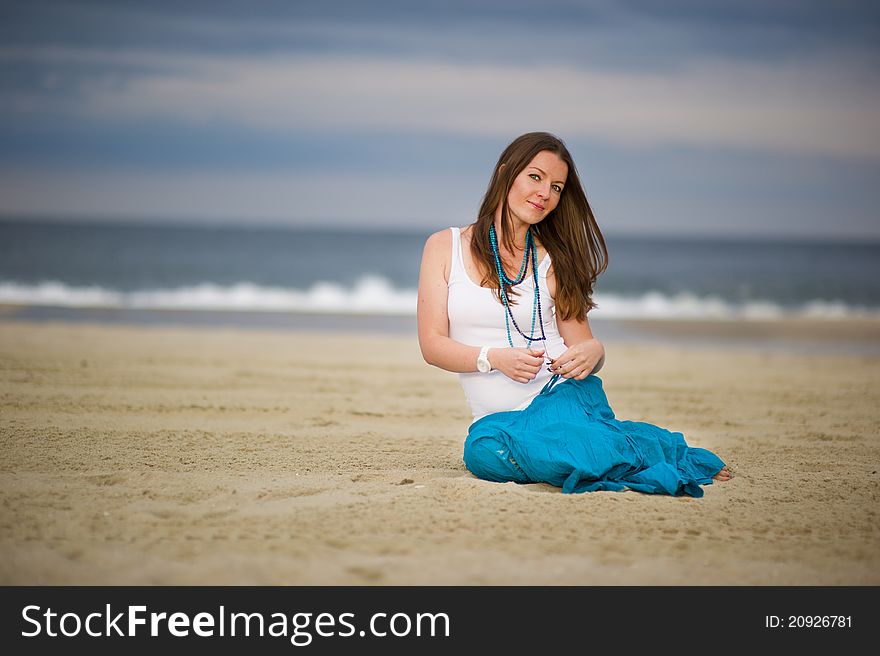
[713,466,733,481]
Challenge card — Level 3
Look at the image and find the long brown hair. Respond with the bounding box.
[471,132,608,321]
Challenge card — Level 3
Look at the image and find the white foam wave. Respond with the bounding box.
[590,292,879,320]
[0,279,877,320]
[0,276,417,315]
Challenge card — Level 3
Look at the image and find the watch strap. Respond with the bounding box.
[478,345,491,372]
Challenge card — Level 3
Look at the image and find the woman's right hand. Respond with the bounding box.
[488,347,546,384]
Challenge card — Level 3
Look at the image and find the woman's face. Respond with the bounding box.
[505,150,568,227]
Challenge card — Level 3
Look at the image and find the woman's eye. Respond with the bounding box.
[552,184,562,193]
[529,173,540,181]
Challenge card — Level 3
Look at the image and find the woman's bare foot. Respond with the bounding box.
[713,465,733,482]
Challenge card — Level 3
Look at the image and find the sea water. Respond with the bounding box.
[3,218,878,322]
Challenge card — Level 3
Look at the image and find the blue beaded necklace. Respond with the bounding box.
[489,224,548,349]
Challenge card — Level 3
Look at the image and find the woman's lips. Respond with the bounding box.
[528,201,545,211]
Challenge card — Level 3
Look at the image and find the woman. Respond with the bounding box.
[417,132,731,496]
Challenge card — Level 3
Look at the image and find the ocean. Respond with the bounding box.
[2,218,878,321]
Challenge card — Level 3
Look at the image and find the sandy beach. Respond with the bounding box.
[1,318,878,585]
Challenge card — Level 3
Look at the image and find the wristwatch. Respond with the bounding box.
[476,346,492,373]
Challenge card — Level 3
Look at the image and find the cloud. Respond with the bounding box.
[4,149,878,240]
[6,1,879,61]
[0,166,481,228]
[4,45,878,160]
[2,3,878,239]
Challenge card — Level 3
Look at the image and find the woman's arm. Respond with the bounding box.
[417,230,544,382]
[417,230,483,373]
[546,261,605,379]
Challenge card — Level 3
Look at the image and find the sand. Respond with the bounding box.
[0,319,878,585]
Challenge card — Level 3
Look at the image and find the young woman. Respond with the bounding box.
[417,132,731,496]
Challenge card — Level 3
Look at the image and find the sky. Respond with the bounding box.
[1,0,878,240]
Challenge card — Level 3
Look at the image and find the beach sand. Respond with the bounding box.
[1,319,878,585]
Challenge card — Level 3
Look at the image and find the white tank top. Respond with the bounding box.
[447,226,568,421]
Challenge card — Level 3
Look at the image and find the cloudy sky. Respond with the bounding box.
[1,0,878,239]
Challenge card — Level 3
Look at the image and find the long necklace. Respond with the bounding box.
[489,224,547,349]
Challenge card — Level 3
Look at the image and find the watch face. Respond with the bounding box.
[477,355,490,373]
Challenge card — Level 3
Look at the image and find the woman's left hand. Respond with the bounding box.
[548,338,605,380]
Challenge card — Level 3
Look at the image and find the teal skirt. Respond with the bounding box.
[463,375,725,497]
